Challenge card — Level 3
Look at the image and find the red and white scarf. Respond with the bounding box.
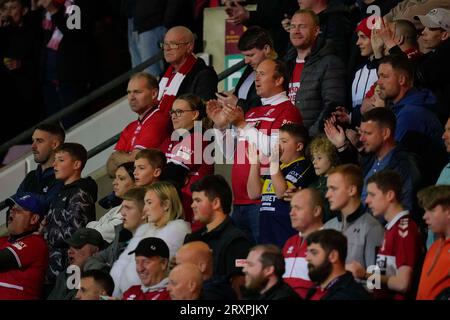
[42,0,74,51]
[158,54,197,114]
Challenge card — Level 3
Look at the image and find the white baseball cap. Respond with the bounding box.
[415,8,450,31]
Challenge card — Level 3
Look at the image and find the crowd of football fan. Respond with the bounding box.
[0,0,449,300]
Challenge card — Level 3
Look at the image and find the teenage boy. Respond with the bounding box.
[133,148,166,187]
[247,123,316,247]
[365,170,422,300]
[41,143,98,292]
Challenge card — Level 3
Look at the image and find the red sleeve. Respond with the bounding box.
[271,105,303,130]
[133,113,171,149]
[115,125,131,152]
[395,222,420,268]
[7,236,47,268]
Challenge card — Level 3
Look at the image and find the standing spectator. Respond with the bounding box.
[247,123,316,247]
[416,185,450,300]
[122,237,171,300]
[282,188,323,298]
[106,73,171,178]
[243,244,300,300]
[185,175,252,298]
[47,228,104,300]
[109,187,149,297]
[287,9,347,136]
[208,58,302,244]
[86,162,135,243]
[41,143,97,292]
[365,171,423,299]
[142,181,191,258]
[12,124,65,210]
[126,0,192,77]
[0,193,48,300]
[175,241,237,300]
[158,25,218,114]
[377,55,446,187]
[305,229,372,300]
[167,263,203,300]
[414,8,450,124]
[36,0,94,128]
[75,269,115,300]
[323,164,384,274]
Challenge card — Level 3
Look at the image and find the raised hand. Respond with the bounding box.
[225,0,250,25]
[332,106,351,125]
[324,117,346,148]
[206,99,229,129]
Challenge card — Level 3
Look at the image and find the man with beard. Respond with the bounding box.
[305,229,372,300]
[8,124,65,210]
[242,244,300,300]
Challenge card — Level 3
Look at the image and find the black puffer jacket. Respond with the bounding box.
[287,38,347,136]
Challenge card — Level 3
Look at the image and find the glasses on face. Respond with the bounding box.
[169,109,196,117]
[159,42,189,50]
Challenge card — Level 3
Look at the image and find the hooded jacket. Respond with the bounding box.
[42,177,98,285]
[287,38,347,136]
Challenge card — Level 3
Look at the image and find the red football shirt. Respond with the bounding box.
[0,233,49,300]
[231,96,303,204]
[115,107,171,152]
[282,233,314,299]
[374,211,422,300]
[122,285,171,300]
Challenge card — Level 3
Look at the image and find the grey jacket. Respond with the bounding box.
[287,38,347,136]
[323,205,384,268]
[83,224,130,272]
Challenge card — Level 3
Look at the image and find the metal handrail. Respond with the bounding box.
[0,57,245,212]
[0,51,164,155]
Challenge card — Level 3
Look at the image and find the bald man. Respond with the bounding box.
[167,263,203,300]
[158,26,218,114]
[175,241,237,300]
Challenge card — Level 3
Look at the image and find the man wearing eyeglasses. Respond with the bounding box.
[0,193,49,300]
[158,26,218,115]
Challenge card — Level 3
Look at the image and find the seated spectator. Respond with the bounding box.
[175,241,237,300]
[377,55,447,186]
[323,164,384,274]
[159,94,214,227]
[414,8,450,124]
[133,148,166,187]
[352,17,378,109]
[11,124,65,211]
[87,162,135,243]
[243,244,300,300]
[109,187,149,297]
[158,25,218,114]
[0,193,48,299]
[217,25,276,113]
[207,58,302,244]
[184,175,252,298]
[436,116,450,185]
[47,228,104,300]
[287,9,346,136]
[122,237,171,300]
[41,143,98,291]
[282,188,323,299]
[75,269,115,300]
[325,108,421,213]
[106,73,171,177]
[167,263,203,300]
[142,181,191,258]
[308,134,340,223]
[416,185,450,300]
[305,229,372,300]
[365,171,423,299]
[247,123,316,247]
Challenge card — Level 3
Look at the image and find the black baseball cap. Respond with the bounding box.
[128,237,170,259]
[65,228,104,249]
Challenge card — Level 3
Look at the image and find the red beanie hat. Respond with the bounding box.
[356,17,372,39]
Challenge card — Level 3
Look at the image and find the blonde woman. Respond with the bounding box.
[142,181,191,258]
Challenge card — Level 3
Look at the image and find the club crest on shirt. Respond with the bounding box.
[287,246,294,254]
[12,241,27,250]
